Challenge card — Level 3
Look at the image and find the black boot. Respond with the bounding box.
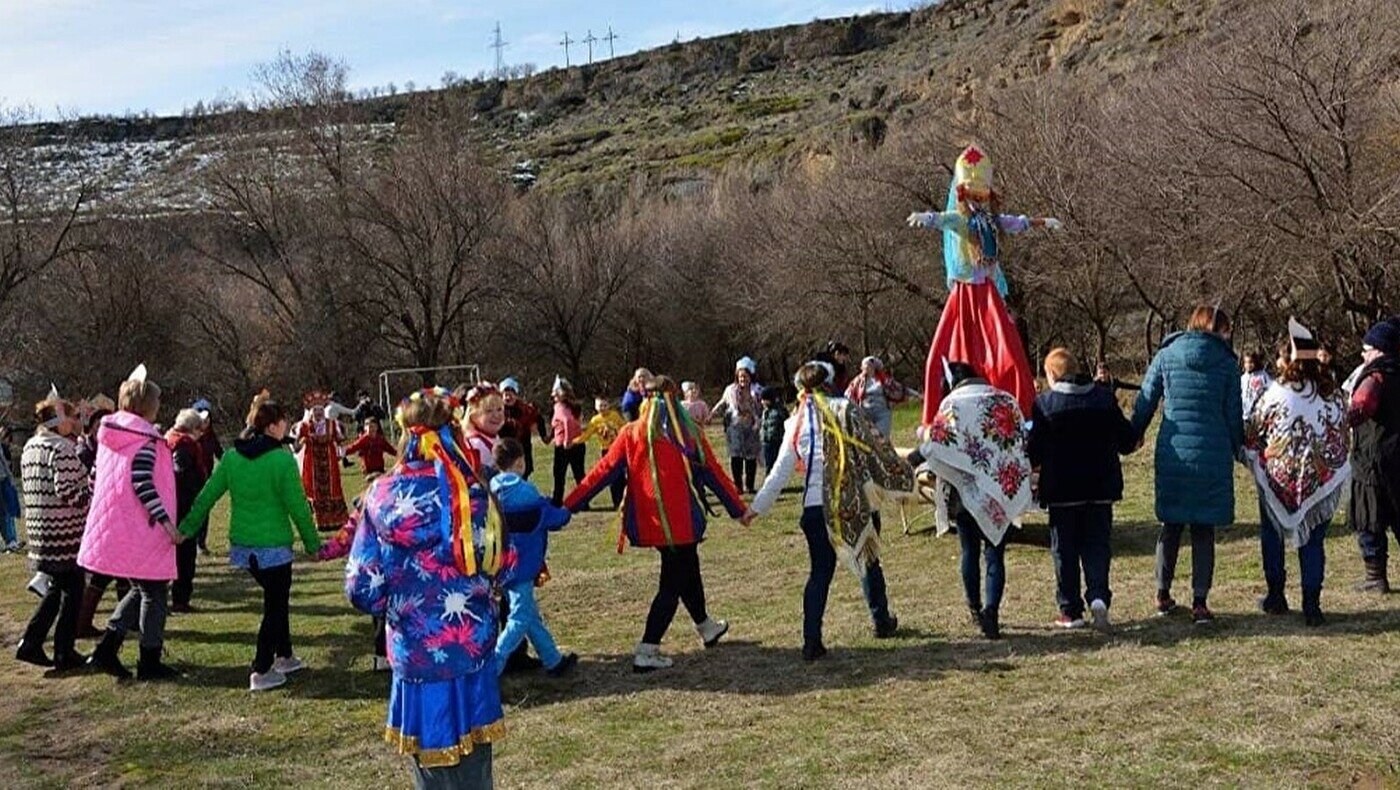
[801,642,827,662]
[1354,557,1390,594]
[873,615,900,639]
[15,640,54,668]
[979,608,1001,640]
[47,648,89,676]
[1258,586,1290,615]
[136,646,181,681]
[1302,588,1325,627]
[87,629,131,679]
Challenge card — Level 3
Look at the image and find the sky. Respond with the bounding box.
[0,1,885,119]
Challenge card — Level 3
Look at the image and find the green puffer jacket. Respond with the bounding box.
[178,433,320,553]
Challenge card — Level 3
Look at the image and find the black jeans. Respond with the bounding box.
[762,441,781,473]
[108,580,169,649]
[730,458,757,492]
[799,506,893,647]
[1157,523,1215,604]
[22,567,84,661]
[248,559,293,674]
[552,445,586,505]
[173,536,199,606]
[1048,504,1113,618]
[642,544,708,644]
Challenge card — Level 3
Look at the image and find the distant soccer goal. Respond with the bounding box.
[376,364,481,432]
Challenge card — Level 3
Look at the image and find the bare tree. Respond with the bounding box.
[0,105,98,310]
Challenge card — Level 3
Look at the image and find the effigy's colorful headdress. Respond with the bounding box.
[953,144,994,201]
[395,386,502,577]
[303,389,331,409]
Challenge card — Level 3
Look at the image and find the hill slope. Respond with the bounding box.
[14,0,1244,205]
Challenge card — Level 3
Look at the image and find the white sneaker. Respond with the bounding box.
[1054,615,1087,629]
[695,618,729,648]
[371,655,391,672]
[249,669,287,692]
[272,656,305,675]
[632,643,673,673]
[27,572,49,598]
[5,540,21,553]
[1090,599,1110,630]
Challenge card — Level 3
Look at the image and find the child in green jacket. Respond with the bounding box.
[179,393,320,692]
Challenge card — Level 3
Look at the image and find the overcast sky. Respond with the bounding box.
[0,1,883,118]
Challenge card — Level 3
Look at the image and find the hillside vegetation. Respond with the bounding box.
[15,0,1240,204]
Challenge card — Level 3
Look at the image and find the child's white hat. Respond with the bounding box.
[735,356,757,374]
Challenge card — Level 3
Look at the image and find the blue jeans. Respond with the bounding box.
[1356,522,1400,564]
[798,506,893,646]
[494,582,562,674]
[1049,504,1113,617]
[957,510,1006,613]
[1260,503,1328,593]
[0,479,17,544]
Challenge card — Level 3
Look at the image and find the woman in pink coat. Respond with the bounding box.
[80,368,182,681]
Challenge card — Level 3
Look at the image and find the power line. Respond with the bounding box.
[603,26,620,59]
[582,29,598,64]
[490,22,508,78]
[560,31,574,68]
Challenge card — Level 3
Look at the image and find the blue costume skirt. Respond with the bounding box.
[385,669,505,768]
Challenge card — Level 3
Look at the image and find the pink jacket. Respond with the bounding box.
[551,401,582,447]
[78,411,179,581]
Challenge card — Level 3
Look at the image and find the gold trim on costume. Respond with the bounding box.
[384,720,507,768]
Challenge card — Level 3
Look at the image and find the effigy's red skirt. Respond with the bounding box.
[922,281,1035,425]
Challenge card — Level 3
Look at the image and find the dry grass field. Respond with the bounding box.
[1,411,1397,788]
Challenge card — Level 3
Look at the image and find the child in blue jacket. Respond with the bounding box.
[491,438,577,677]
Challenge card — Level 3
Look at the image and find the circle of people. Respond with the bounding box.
[6,143,1400,787]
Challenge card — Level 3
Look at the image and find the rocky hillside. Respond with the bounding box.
[14,0,1245,206]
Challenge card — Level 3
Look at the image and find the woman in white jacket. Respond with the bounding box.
[751,361,915,661]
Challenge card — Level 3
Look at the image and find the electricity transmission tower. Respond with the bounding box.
[490,22,508,78]
[582,29,598,64]
[603,26,619,59]
[560,31,574,67]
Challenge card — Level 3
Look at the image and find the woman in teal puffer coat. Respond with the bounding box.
[1132,305,1244,624]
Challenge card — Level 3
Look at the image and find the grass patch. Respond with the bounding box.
[1,405,1398,787]
[732,95,810,119]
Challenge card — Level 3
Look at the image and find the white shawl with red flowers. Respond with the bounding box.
[918,382,1033,544]
[1244,381,1350,547]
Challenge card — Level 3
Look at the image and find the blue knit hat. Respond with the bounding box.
[1363,319,1400,356]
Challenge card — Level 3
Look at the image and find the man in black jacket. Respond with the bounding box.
[1028,349,1139,630]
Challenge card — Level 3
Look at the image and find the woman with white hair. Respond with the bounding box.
[845,356,914,438]
[166,408,210,613]
[711,357,764,493]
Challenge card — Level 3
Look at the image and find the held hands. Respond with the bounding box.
[738,508,758,527]
[906,212,936,229]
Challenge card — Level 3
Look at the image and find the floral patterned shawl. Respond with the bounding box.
[918,382,1033,545]
[1244,381,1350,547]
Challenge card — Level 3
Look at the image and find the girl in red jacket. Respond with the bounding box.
[565,376,754,672]
[343,418,396,475]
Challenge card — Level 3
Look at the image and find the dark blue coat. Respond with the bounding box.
[1131,331,1244,526]
[1028,378,1138,506]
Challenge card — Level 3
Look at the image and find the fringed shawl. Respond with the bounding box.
[1244,381,1350,548]
[794,393,916,577]
[918,383,1033,545]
